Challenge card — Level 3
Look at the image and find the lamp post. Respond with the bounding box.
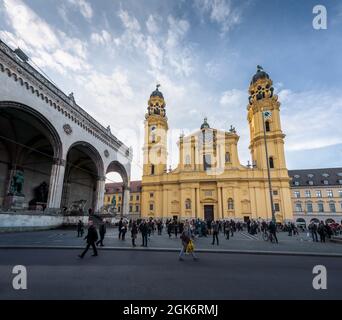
[262,110,276,223]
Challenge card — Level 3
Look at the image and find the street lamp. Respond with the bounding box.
[262,110,276,223]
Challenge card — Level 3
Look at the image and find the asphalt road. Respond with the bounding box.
[0,249,341,300]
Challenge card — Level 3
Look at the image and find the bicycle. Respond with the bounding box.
[262,230,275,243]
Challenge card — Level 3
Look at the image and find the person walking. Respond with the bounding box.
[318,221,326,243]
[77,220,84,237]
[167,221,172,238]
[225,221,230,240]
[121,221,127,240]
[118,218,123,240]
[79,220,98,258]
[308,221,318,242]
[140,220,148,247]
[96,219,106,247]
[131,221,138,247]
[268,220,278,244]
[211,220,219,245]
[179,223,197,261]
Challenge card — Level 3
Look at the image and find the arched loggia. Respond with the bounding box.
[62,142,104,214]
[0,101,62,211]
[106,160,130,217]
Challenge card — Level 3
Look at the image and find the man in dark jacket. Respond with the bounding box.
[96,219,106,247]
[118,218,123,239]
[140,220,148,247]
[268,220,278,244]
[79,221,98,258]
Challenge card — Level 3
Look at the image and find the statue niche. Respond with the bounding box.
[8,170,25,196]
[29,181,49,211]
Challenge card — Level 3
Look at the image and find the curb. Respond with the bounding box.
[0,245,342,258]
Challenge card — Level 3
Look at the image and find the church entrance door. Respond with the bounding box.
[204,205,214,221]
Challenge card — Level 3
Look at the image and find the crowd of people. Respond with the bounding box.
[76,217,342,259]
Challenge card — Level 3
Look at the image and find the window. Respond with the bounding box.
[323,180,329,185]
[151,134,156,143]
[136,195,140,201]
[316,190,322,198]
[306,202,313,213]
[265,121,270,132]
[318,202,324,212]
[185,199,191,210]
[294,181,300,186]
[273,190,278,196]
[269,157,274,169]
[308,180,314,186]
[339,190,342,198]
[274,203,280,212]
[228,198,234,210]
[329,202,336,213]
[150,192,154,198]
[151,165,155,175]
[295,203,302,212]
[129,205,132,212]
[294,191,300,198]
[204,154,211,171]
[339,180,342,185]
[307,174,314,178]
[135,205,139,212]
[130,195,133,201]
[149,203,154,211]
[305,190,311,198]
[225,152,230,163]
[327,190,333,198]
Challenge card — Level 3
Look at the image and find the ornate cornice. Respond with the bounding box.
[0,39,132,160]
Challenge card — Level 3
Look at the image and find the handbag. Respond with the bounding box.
[186,240,194,253]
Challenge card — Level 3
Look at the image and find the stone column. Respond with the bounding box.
[47,158,66,211]
[217,186,222,220]
[196,187,200,219]
[94,176,106,213]
[121,185,130,217]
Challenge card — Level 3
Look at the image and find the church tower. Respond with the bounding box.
[247,66,287,170]
[143,85,168,177]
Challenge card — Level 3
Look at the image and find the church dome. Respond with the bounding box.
[251,65,269,84]
[200,117,210,129]
[150,85,164,99]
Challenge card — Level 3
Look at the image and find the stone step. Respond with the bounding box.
[330,236,342,244]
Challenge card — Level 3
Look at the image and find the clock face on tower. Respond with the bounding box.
[150,125,156,132]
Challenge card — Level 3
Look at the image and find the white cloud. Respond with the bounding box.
[118,9,141,31]
[220,89,246,107]
[279,89,342,151]
[66,0,93,20]
[0,0,89,74]
[194,0,242,34]
[91,30,112,46]
[146,15,159,34]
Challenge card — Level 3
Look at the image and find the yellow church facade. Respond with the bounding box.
[141,67,293,222]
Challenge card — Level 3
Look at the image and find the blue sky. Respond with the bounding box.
[0,0,341,181]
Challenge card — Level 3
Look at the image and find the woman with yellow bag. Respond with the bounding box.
[179,221,198,261]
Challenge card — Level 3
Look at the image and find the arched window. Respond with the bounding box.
[265,121,270,132]
[269,156,274,169]
[228,198,234,210]
[225,152,230,163]
[151,134,156,143]
[151,165,155,175]
[185,199,191,210]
